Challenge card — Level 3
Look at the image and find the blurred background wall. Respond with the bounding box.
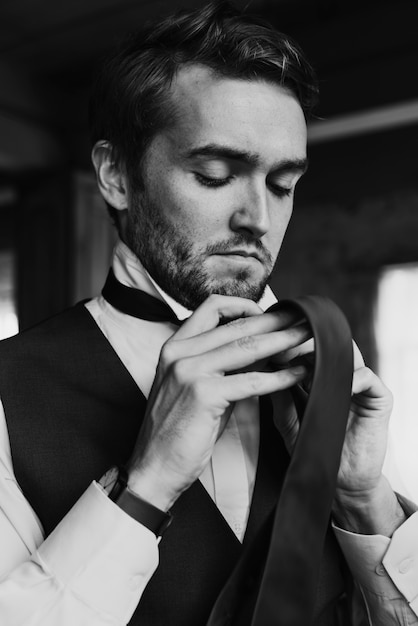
[0,0,417,497]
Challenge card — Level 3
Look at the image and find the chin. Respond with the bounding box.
[208,277,268,303]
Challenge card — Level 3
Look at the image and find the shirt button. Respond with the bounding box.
[375,563,386,576]
[399,558,413,574]
[129,575,142,590]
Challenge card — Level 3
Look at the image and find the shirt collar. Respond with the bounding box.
[112,239,277,321]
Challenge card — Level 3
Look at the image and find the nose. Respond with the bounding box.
[229,179,270,239]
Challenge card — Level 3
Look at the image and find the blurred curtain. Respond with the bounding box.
[16,171,72,330]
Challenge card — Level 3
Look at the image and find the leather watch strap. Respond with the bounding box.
[108,465,173,537]
[114,486,173,537]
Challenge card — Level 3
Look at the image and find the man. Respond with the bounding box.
[0,2,417,624]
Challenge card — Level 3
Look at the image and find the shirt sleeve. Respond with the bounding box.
[0,401,159,626]
[334,511,418,626]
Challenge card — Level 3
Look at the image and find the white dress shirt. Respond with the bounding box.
[0,240,417,625]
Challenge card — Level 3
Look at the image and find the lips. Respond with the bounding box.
[216,250,262,262]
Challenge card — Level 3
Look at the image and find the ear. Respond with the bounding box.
[91,141,128,211]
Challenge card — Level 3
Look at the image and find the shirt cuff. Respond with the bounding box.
[34,482,159,623]
[334,512,418,617]
[382,512,418,614]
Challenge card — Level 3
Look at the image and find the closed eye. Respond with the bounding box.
[268,183,293,198]
[194,172,234,188]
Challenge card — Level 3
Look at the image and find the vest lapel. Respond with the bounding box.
[1,303,148,534]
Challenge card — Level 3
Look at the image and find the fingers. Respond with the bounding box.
[352,366,393,406]
[220,365,308,402]
[270,337,315,368]
[174,295,263,340]
[353,340,365,369]
[173,313,307,362]
[174,297,369,394]
[270,337,363,371]
[352,367,383,396]
[163,323,311,380]
[174,294,300,341]
[159,295,313,393]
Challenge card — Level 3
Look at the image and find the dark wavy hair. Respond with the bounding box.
[89,0,318,223]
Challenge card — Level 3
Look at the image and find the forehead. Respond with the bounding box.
[163,64,307,165]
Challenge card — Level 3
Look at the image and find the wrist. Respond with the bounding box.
[126,465,182,512]
[99,466,173,536]
[333,476,406,537]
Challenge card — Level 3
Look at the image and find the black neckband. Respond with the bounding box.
[101,268,180,325]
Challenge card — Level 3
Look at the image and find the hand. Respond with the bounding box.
[272,333,405,536]
[333,345,406,535]
[126,295,310,511]
[336,344,391,497]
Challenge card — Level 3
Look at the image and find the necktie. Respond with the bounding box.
[101,270,354,625]
[207,296,353,626]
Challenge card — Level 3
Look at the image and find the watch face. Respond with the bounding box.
[99,466,119,494]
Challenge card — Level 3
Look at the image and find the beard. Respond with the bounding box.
[125,190,275,311]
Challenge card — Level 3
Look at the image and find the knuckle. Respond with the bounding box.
[236,334,257,352]
[159,340,177,368]
[225,317,247,330]
[247,370,262,392]
[171,358,192,385]
[359,366,373,380]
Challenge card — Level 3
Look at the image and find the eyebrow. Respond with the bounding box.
[183,144,308,174]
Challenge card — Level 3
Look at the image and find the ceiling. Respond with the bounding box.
[0,0,417,166]
[2,0,416,82]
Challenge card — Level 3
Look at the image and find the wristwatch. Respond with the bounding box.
[99,465,173,537]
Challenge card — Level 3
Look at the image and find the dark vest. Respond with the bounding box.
[0,302,350,625]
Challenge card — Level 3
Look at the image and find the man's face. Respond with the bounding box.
[125,65,307,310]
